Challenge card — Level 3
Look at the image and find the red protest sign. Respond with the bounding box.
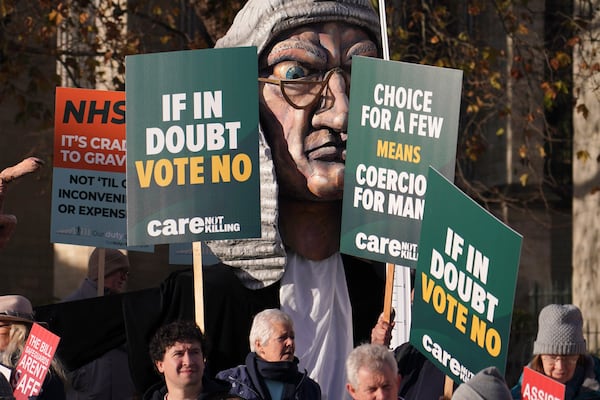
[522,366,565,400]
[13,323,60,400]
[54,87,126,173]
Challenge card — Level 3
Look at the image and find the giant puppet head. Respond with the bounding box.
[207,0,382,287]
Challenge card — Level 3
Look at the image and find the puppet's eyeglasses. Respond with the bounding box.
[258,67,349,110]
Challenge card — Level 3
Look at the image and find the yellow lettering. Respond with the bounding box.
[446,294,458,323]
[173,157,189,185]
[212,154,231,183]
[413,145,421,163]
[432,285,446,314]
[134,155,251,187]
[486,328,501,357]
[376,140,421,163]
[455,303,468,334]
[189,156,204,184]
[470,314,502,357]
[376,139,389,157]
[154,159,173,187]
[231,154,252,182]
[470,314,486,348]
[135,160,154,188]
[421,272,436,303]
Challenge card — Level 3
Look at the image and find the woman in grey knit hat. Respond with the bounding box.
[511,304,600,400]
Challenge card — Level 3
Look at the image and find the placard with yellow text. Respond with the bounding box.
[341,56,462,266]
[125,47,260,246]
[411,167,521,383]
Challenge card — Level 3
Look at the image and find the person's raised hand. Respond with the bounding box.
[0,157,43,249]
[371,311,395,346]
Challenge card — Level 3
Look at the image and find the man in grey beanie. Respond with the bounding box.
[210,1,384,399]
[511,304,600,399]
[452,367,511,400]
[61,248,136,400]
[64,247,130,301]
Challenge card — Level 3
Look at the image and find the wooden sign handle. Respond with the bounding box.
[192,241,205,333]
[96,248,105,297]
[443,375,454,399]
[383,263,395,322]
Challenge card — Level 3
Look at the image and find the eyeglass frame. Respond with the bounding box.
[258,67,349,110]
[540,354,580,366]
[105,268,129,279]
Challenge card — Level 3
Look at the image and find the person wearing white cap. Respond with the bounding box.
[209,1,383,398]
[0,295,66,399]
[511,304,600,400]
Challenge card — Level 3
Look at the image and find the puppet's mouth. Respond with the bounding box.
[305,130,346,162]
[307,144,345,162]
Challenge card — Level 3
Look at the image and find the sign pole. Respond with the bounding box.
[443,376,454,399]
[383,263,395,322]
[192,241,205,333]
[97,248,105,297]
[378,0,390,61]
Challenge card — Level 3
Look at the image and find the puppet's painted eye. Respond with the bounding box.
[273,61,314,80]
[284,65,309,79]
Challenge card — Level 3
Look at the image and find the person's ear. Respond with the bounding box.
[346,383,356,398]
[255,340,263,355]
[155,360,165,374]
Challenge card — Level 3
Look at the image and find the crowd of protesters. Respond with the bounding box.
[1,285,598,400]
[2,0,600,399]
[1,207,599,399]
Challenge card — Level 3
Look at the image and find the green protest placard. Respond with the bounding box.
[411,167,521,383]
[125,47,260,246]
[340,56,462,267]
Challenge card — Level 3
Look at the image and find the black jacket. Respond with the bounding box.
[395,342,457,400]
[142,376,233,400]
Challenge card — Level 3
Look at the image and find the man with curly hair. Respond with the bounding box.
[145,320,235,400]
